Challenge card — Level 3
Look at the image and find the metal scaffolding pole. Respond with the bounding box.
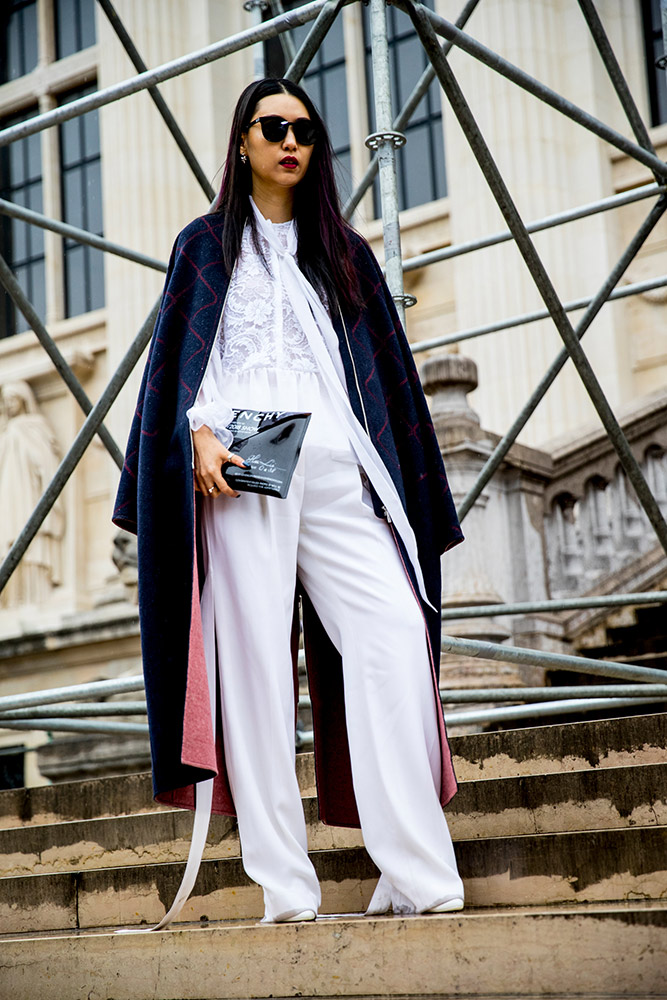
[96,0,215,201]
[443,696,667,728]
[270,0,297,64]
[0,198,167,271]
[297,689,665,744]
[5,180,663,288]
[392,1,667,181]
[440,591,667,620]
[4,688,659,717]
[301,687,667,710]
[402,183,666,274]
[0,676,145,713]
[0,2,346,148]
[0,719,148,735]
[343,0,480,219]
[440,634,667,684]
[284,0,345,82]
[439,685,667,703]
[414,274,667,353]
[0,253,124,470]
[368,0,409,325]
[0,299,160,594]
[245,0,270,79]
[456,195,667,521]
[577,0,659,177]
[405,4,667,552]
[0,702,147,720]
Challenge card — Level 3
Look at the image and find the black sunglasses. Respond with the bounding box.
[247,115,319,146]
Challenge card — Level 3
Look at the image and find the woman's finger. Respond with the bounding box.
[225,452,249,469]
[215,473,240,499]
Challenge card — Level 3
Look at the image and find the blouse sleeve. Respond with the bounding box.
[185,341,235,449]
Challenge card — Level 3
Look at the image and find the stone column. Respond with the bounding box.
[438,0,631,446]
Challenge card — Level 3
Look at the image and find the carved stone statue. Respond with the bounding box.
[0,380,64,607]
[112,528,138,603]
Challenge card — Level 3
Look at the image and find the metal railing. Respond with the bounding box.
[0,0,666,742]
[1,591,666,738]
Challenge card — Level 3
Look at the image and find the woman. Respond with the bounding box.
[113,78,465,925]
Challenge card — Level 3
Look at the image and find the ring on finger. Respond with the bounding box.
[207,485,217,495]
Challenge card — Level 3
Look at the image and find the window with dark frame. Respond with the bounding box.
[0,0,101,335]
[55,0,97,61]
[362,0,446,216]
[0,109,45,339]
[641,0,667,126]
[0,0,38,85]
[263,2,353,205]
[58,86,105,317]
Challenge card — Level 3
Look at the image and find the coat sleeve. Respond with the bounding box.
[111,235,180,535]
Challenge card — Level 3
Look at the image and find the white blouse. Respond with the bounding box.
[186,218,321,446]
[219,220,319,375]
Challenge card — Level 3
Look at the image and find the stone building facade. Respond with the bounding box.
[0,0,665,785]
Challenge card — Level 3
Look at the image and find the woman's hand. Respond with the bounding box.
[192,424,246,499]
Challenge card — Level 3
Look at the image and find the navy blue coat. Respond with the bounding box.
[113,211,463,825]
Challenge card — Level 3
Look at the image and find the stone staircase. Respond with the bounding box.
[0,713,665,999]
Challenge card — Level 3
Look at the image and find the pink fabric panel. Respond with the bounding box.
[181,537,217,773]
[173,504,237,817]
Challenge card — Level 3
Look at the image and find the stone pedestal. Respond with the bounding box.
[422,352,562,725]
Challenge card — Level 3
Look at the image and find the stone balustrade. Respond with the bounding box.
[421,352,667,709]
[543,399,667,598]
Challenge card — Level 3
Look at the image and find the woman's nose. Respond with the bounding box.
[282,126,298,148]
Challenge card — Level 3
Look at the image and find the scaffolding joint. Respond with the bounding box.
[365,129,406,150]
[394,292,417,308]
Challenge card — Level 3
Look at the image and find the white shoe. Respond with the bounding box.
[274,908,317,923]
[424,897,464,914]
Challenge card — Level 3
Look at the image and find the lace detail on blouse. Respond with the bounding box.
[218,220,319,374]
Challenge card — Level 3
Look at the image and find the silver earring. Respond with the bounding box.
[240,152,248,165]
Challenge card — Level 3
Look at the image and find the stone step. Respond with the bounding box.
[0,901,664,999]
[1,763,665,877]
[0,753,316,830]
[449,711,667,781]
[447,759,667,839]
[1,825,664,934]
[2,713,664,829]
[0,798,361,877]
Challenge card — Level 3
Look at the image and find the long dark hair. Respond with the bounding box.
[213,78,363,315]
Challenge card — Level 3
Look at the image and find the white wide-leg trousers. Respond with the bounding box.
[200,368,463,921]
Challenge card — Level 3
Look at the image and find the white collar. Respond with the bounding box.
[249,196,297,257]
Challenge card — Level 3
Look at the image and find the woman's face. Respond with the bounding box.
[240,93,315,196]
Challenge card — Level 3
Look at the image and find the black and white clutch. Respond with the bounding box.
[222,408,312,499]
